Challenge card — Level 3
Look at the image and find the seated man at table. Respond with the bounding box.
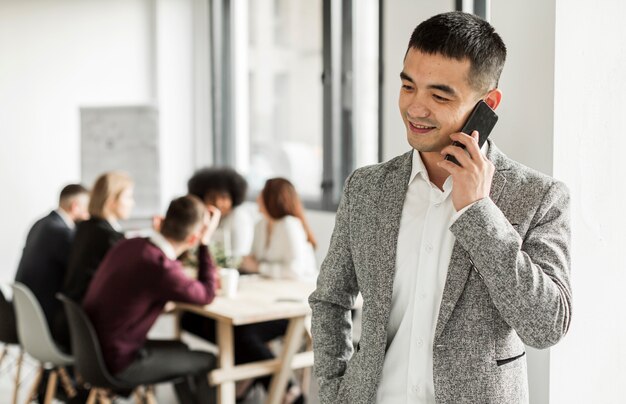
[15,183,89,334]
[83,195,221,404]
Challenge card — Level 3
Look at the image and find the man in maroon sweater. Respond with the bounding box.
[83,195,220,404]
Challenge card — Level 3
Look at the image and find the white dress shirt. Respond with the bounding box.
[376,150,468,404]
[251,216,318,282]
[149,231,177,260]
[55,208,75,230]
[215,206,254,257]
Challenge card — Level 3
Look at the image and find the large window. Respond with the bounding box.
[210,0,381,210]
[455,0,490,20]
[247,0,324,200]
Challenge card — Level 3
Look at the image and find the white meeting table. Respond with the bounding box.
[169,276,316,404]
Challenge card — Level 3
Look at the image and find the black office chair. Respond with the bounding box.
[0,286,25,404]
[57,294,157,403]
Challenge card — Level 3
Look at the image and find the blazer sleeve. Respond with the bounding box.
[308,173,360,403]
[450,180,572,348]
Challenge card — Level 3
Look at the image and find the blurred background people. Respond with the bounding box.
[83,195,220,404]
[188,167,253,263]
[62,171,134,303]
[57,171,134,348]
[235,178,316,403]
[14,184,89,328]
[240,177,317,282]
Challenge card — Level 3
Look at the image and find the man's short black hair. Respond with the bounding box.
[187,167,247,207]
[407,11,507,92]
[59,184,88,204]
[160,195,206,242]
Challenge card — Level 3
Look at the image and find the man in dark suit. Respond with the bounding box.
[15,184,89,328]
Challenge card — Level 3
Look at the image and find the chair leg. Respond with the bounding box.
[133,386,145,404]
[0,345,7,368]
[58,366,77,398]
[24,366,44,404]
[301,331,313,397]
[43,369,58,404]
[11,350,24,404]
[145,385,157,404]
[86,388,98,404]
[97,389,112,404]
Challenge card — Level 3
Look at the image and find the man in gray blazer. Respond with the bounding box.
[309,11,571,404]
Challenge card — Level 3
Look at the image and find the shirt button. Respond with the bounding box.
[416,339,424,346]
[412,385,421,394]
[426,244,433,252]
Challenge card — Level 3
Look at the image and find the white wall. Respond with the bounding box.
[550,0,626,402]
[0,0,202,282]
[490,1,556,176]
[156,0,196,206]
[489,3,557,403]
[382,0,454,160]
[0,0,154,282]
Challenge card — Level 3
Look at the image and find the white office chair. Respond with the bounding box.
[0,284,25,404]
[12,283,76,404]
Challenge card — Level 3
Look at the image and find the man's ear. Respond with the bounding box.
[152,215,164,232]
[186,232,199,247]
[484,88,502,110]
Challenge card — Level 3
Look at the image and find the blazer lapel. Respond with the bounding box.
[435,141,509,340]
[375,151,413,323]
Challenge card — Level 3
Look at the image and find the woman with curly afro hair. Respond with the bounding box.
[187,167,254,260]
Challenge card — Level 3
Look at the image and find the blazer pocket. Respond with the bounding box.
[496,351,526,367]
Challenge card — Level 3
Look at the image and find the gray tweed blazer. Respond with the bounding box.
[309,141,572,404]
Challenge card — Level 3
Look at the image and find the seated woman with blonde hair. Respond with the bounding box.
[55,171,134,349]
[240,177,317,282]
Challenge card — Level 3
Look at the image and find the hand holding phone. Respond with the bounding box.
[444,100,498,166]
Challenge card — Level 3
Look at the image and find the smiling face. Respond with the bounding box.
[399,48,489,156]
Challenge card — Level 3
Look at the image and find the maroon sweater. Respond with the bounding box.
[83,237,216,374]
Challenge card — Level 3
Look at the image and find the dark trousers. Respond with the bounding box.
[181,312,217,343]
[234,319,289,390]
[116,340,216,404]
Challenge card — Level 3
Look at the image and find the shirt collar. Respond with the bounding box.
[408,142,491,187]
[55,209,75,230]
[108,219,122,232]
[408,149,427,185]
[149,232,178,260]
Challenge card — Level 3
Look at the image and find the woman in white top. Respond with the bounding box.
[240,177,318,281]
[236,178,316,403]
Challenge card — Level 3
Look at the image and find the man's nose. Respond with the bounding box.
[407,98,430,119]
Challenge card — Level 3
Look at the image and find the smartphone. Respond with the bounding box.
[444,100,498,166]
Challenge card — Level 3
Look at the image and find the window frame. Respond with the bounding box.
[209,0,383,211]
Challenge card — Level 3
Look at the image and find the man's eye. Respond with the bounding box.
[433,94,449,102]
[401,84,414,91]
